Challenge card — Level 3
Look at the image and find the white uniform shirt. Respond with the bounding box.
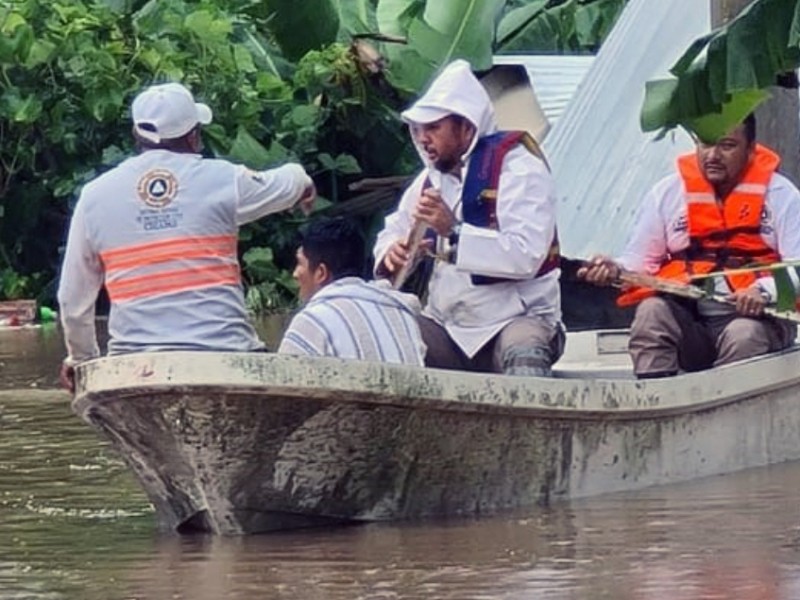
[618,171,800,306]
[374,60,561,357]
[58,150,311,364]
[278,277,426,365]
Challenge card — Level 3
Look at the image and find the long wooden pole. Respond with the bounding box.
[391,221,427,290]
[617,270,800,323]
[710,0,800,186]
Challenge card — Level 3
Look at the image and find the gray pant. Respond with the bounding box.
[418,315,565,376]
[629,296,796,378]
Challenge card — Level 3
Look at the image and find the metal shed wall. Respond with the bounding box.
[544,0,711,259]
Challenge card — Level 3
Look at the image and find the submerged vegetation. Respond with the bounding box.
[0,0,627,310]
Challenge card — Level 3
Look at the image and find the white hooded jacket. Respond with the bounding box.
[374,60,561,357]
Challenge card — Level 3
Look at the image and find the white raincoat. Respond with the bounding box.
[374,60,561,357]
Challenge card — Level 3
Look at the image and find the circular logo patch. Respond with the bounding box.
[137,169,178,208]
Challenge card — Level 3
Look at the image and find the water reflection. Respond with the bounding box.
[0,324,65,390]
[1,321,800,599]
[117,480,800,600]
[0,315,288,391]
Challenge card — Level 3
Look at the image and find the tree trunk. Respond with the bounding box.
[710,0,751,22]
[711,0,800,185]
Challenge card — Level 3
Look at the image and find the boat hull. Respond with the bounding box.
[73,336,800,534]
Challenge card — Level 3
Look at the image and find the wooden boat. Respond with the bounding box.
[72,329,800,535]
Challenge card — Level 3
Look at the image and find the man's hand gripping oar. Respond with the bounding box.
[388,220,429,290]
[381,184,457,290]
[576,256,800,324]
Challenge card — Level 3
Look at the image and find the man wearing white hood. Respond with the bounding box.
[374,60,564,376]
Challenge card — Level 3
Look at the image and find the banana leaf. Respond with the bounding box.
[334,0,379,38]
[375,0,425,38]
[376,0,504,92]
[641,0,800,142]
[496,0,626,54]
[262,0,340,62]
[496,1,562,53]
[772,266,797,311]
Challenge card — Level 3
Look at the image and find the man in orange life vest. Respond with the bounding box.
[57,82,316,392]
[374,60,564,376]
[578,114,800,378]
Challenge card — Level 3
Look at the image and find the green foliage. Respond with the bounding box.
[376,0,505,92]
[773,266,797,312]
[641,0,800,142]
[496,0,627,54]
[0,0,627,309]
[241,246,298,312]
[260,0,340,62]
[0,0,407,307]
[0,268,39,300]
[0,0,133,300]
[373,0,627,92]
[334,0,380,39]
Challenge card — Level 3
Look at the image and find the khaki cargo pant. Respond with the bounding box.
[629,296,796,378]
[418,315,565,376]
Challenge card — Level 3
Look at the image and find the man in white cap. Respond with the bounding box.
[374,60,563,376]
[58,82,315,391]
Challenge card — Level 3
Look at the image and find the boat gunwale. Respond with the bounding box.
[72,345,800,422]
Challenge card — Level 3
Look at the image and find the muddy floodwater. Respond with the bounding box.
[1,323,799,599]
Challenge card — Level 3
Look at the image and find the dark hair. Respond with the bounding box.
[132,124,200,153]
[743,113,756,145]
[448,113,468,127]
[300,217,365,280]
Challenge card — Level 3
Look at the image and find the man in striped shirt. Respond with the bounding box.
[278,218,426,365]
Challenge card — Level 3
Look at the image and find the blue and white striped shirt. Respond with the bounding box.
[278,278,426,365]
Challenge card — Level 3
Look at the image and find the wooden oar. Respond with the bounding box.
[392,220,429,290]
[616,271,706,300]
[617,270,800,323]
[688,259,800,280]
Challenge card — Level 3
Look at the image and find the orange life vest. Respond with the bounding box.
[618,144,781,307]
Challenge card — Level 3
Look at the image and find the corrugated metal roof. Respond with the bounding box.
[493,54,595,126]
[543,0,711,259]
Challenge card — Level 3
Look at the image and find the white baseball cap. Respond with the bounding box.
[401,105,452,125]
[131,82,213,143]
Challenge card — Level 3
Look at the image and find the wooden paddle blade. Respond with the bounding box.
[619,268,800,324]
[392,221,429,290]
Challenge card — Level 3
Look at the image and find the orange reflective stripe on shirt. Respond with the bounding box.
[100,234,241,303]
[100,235,237,274]
[106,263,241,302]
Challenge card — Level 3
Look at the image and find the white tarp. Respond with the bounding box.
[483,55,594,144]
[544,0,711,259]
[494,54,595,126]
